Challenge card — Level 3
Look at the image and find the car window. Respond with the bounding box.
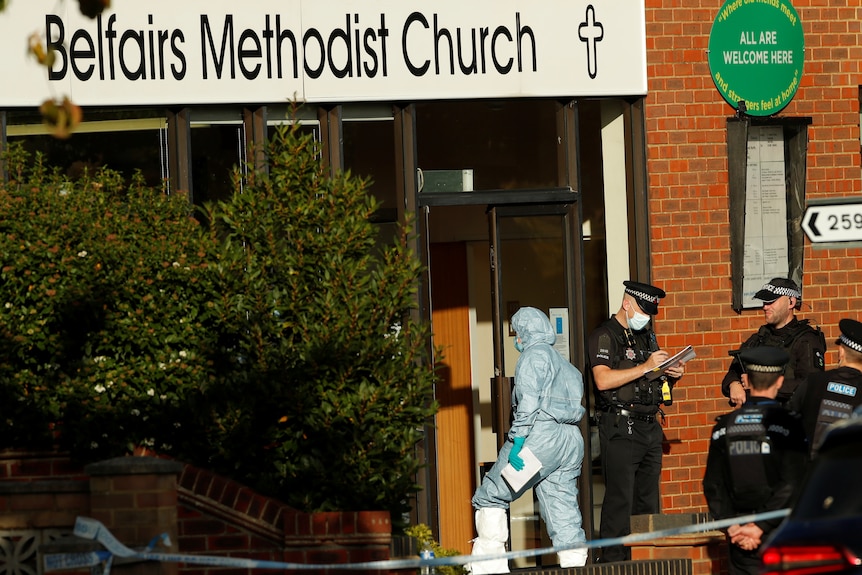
[792,443,862,520]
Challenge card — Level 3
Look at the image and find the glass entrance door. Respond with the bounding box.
[487,203,579,567]
[424,198,591,562]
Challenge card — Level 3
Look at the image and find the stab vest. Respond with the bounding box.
[724,404,781,510]
[739,320,825,383]
[811,374,862,449]
[599,325,664,407]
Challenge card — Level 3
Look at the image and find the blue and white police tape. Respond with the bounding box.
[44,510,790,573]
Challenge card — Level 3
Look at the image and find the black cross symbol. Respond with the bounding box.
[578,5,604,79]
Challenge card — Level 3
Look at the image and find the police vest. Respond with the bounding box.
[812,376,861,449]
[599,326,664,407]
[724,404,783,510]
[740,320,825,384]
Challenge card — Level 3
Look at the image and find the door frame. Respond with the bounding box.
[418,188,593,552]
[487,202,580,446]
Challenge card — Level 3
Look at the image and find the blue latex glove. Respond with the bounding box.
[508,436,526,471]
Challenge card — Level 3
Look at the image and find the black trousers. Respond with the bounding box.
[727,539,762,575]
[597,410,663,562]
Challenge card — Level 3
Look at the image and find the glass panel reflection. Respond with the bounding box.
[343,119,397,222]
[416,100,558,191]
[7,124,167,188]
[498,212,567,568]
[191,123,243,206]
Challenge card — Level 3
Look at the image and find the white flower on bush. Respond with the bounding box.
[77,250,87,257]
[94,384,106,394]
[147,388,155,396]
[4,303,11,309]
[385,322,402,339]
[158,362,167,370]
[93,356,106,364]
[179,350,187,358]
[131,408,140,416]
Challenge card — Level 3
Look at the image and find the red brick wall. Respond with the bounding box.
[0,451,391,575]
[176,464,392,575]
[0,450,88,481]
[631,532,727,575]
[644,0,862,514]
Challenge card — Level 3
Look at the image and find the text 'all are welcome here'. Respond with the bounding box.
[717,0,797,66]
[708,0,803,115]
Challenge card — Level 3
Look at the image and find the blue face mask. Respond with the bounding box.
[514,338,524,352]
[627,306,651,331]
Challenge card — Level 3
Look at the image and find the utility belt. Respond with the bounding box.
[601,405,662,424]
[600,375,665,407]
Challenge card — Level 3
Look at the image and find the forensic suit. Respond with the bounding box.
[470,307,587,573]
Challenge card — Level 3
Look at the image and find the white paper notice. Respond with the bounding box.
[501,446,542,492]
[743,125,789,308]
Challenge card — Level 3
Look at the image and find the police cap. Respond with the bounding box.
[836,318,862,353]
[623,280,666,315]
[753,278,801,304]
[738,346,789,374]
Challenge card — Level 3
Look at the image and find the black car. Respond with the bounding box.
[760,415,862,575]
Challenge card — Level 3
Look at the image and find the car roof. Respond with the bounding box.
[817,413,862,453]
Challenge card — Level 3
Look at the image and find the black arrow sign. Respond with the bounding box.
[808,212,821,237]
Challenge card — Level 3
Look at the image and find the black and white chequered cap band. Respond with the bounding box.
[744,363,785,373]
[625,288,660,304]
[839,333,862,353]
[759,283,801,300]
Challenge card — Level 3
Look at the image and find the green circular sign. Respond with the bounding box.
[708,0,804,116]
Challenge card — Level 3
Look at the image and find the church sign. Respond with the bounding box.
[708,0,804,117]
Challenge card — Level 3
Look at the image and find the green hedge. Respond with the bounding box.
[0,125,438,518]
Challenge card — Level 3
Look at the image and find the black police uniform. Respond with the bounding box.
[790,318,862,454]
[721,318,826,403]
[703,349,809,575]
[588,282,673,563]
[721,279,826,405]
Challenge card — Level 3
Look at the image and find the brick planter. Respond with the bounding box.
[0,451,393,575]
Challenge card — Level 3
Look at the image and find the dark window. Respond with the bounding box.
[6,110,167,188]
[191,123,243,206]
[343,116,397,222]
[416,100,558,191]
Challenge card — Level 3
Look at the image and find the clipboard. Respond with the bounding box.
[500,446,542,491]
[643,345,696,380]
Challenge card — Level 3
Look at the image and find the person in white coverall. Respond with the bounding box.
[469,306,588,573]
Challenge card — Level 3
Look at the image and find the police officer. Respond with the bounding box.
[789,318,862,455]
[722,278,826,407]
[703,347,808,575]
[588,281,684,563]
